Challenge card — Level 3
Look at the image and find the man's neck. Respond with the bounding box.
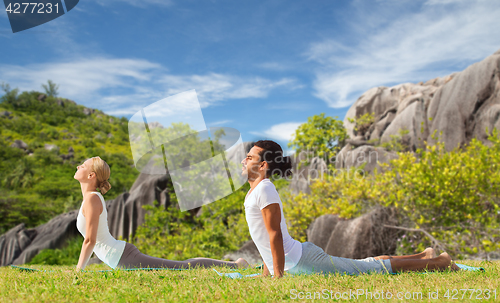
[248,175,267,190]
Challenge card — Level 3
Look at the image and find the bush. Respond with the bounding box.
[28,236,83,265]
[0,84,139,233]
[282,130,500,259]
[288,113,347,167]
[133,181,251,260]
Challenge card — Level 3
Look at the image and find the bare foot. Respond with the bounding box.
[450,262,461,271]
[435,252,454,271]
[235,258,249,269]
[423,247,437,259]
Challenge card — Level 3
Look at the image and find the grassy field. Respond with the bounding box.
[0,261,498,302]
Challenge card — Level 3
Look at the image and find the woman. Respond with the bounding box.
[74,156,247,271]
[240,140,459,278]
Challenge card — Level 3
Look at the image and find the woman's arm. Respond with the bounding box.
[261,203,285,278]
[262,262,271,277]
[76,195,103,271]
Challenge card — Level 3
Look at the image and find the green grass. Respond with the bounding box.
[1,261,498,302]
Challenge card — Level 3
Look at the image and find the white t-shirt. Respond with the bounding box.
[244,179,302,275]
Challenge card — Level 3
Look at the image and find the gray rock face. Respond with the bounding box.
[44,144,59,152]
[306,214,339,250]
[335,144,398,174]
[307,208,399,259]
[223,240,263,265]
[83,108,95,116]
[0,171,172,266]
[344,49,500,155]
[0,111,12,117]
[60,146,75,161]
[107,173,171,240]
[0,224,37,266]
[11,211,79,265]
[427,51,500,150]
[289,156,328,194]
[10,140,28,150]
[148,122,164,129]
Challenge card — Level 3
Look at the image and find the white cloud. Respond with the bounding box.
[308,0,500,108]
[159,73,298,107]
[207,119,233,127]
[0,57,162,100]
[424,0,467,5]
[251,122,303,142]
[0,57,298,116]
[256,62,292,71]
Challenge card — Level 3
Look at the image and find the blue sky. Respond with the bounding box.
[1,0,500,153]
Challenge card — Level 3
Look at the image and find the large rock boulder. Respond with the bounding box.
[0,110,12,118]
[335,144,398,174]
[83,108,95,116]
[10,211,79,265]
[307,208,399,259]
[0,224,37,266]
[289,156,328,194]
[223,240,263,265]
[427,49,500,150]
[344,48,500,155]
[10,140,28,151]
[107,173,170,240]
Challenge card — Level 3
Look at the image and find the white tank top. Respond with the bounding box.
[76,192,126,269]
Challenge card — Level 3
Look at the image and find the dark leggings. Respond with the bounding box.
[117,243,238,269]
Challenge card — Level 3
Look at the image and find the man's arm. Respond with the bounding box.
[261,203,285,278]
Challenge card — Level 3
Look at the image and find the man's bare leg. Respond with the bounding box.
[373,247,436,260]
[390,252,460,272]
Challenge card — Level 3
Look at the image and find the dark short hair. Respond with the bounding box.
[253,140,292,178]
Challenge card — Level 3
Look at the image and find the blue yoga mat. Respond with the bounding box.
[10,265,186,273]
[213,263,485,279]
[455,263,485,271]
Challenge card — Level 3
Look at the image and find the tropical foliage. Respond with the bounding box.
[0,83,139,234]
[282,129,500,258]
[288,113,347,166]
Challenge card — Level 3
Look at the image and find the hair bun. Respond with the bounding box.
[99,180,112,195]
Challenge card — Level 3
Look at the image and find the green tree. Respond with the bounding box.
[42,80,59,97]
[288,113,348,166]
[3,158,37,189]
[1,82,19,104]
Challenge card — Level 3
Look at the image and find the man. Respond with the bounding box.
[241,140,458,278]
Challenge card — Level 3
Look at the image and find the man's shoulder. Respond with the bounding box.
[258,179,278,193]
[259,179,276,189]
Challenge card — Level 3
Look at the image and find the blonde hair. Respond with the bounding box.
[91,156,112,195]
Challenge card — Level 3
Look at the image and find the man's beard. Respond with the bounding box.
[244,164,260,181]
